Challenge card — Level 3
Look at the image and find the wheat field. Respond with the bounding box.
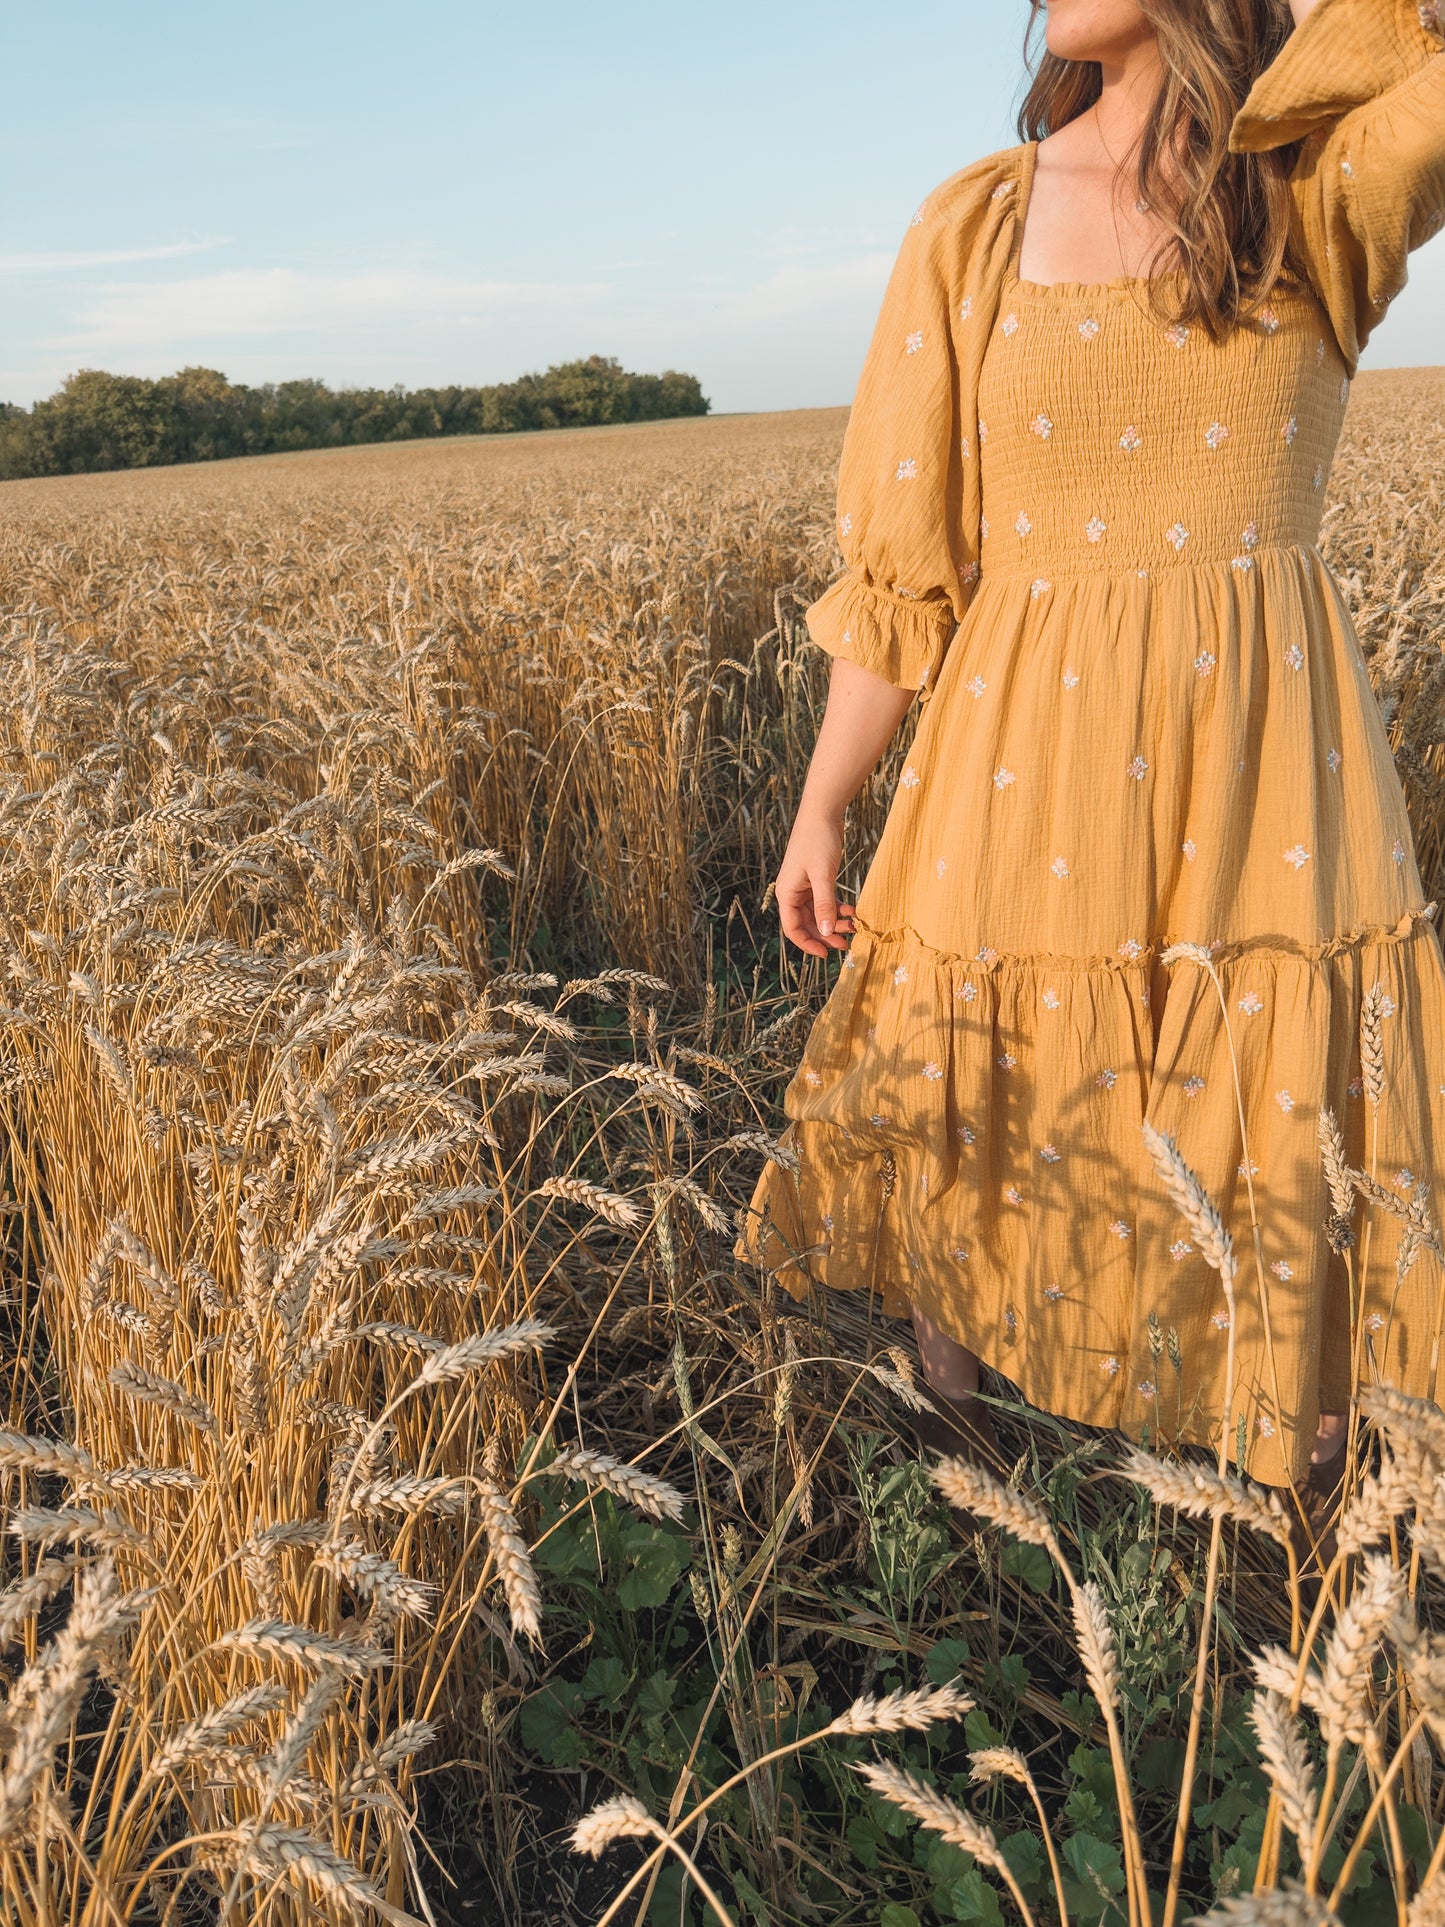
[0,378,1443,1925]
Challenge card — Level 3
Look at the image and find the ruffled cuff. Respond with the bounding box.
[805,572,957,699]
[1230,0,1443,151]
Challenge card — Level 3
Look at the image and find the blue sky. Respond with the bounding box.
[2,1,1441,414]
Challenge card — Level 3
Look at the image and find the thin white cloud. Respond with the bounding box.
[67,267,610,345]
[718,250,894,325]
[0,241,223,275]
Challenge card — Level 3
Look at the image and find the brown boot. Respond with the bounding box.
[1285,1440,1348,1614]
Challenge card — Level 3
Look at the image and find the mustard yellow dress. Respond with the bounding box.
[735,0,1445,1486]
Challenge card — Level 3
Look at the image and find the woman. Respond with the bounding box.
[734,0,1445,1533]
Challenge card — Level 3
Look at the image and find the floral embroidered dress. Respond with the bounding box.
[734,0,1445,1486]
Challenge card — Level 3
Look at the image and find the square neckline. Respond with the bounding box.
[1006,138,1181,299]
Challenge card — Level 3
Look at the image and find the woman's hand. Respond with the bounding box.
[775,805,857,958]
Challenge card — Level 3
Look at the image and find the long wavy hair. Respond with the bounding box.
[1016,0,1307,338]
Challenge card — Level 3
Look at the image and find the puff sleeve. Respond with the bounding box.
[805,198,975,703]
[1229,0,1445,368]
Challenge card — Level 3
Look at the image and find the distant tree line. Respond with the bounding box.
[0,356,711,479]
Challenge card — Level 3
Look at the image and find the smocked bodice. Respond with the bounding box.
[975,272,1352,585]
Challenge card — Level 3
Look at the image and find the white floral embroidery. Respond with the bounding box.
[870,1111,889,1126]
[1239,1156,1260,1177]
[1097,1067,1118,1088]
[1030,412,1053,440]
[958,980,979,1002]
[1108,1219,1132,1239]
[1283,844,1311,869]
[867,1023,877,1041]
[960,560,981,585]
[922,1060,943,1080]
[905,330,924,355]
[1257,305,1280,335]
[1270,1258,1293,1279]
[1119,425,1142,452]
[978,417,989,444]
[900,764,921,789]
[1365,1310,1384,1331]
[821,1214,834,1231]
[1285,643,1304,671]
[994,765,1016,788]
[1079,317,1100,340]
[1016,510,1033,536]
[966,673,986,698]
[1101,1355,1122,1375]
[1031,577,1051,598]
[911,202,927,226]
[1327,746,1341,772]
[1340,157,1354,178]
[1194,651,1216,676]
[1062,667,1080,688]
[1348,1075,1363,1098]
[998,1051,1017,1071]
[1395,1166,1417,1191]
[1283,415,1298,446]
[1205,421,1229,450]
[1138,1379,1158,1400]
[959,436,971,461]
[1127,754,1148,780]
[1258,1414,1276,1437]
[991,181,1013,200]
[1239,991,1264,1014]
[1169,1239,1193,1262]
[1050,855,1069,879]
[1044,1283,1064,1300]
[1083,515,1107,544]
[1118,937,1143,960]
[1184,1075,1205,1098]
[1182,838,1197,862]
[951,1243,970,1260]
[839,513,853,537]
[896,458,918,481]
[1393,838,1407,865]
[803,1067,822,1087]
[1039,1143,1061,1163]
[1370,982,1398,1017]
[892,965,908,985]
[843,952,856,969]
[936,857,947,878]
[960,296,974,320]
[1341,379,1351,406]
[1316,338,1327,365]
[1276,1088,1295,1113]
[1166,323,1190,348]
[1242,520,1259,549]
[1001,311,1020,337]
[1003,1182,1023,1203]
[1313,463,1325,490]
[1232,556,1255,572]
[980,516,990,540]
[1042,987,1060,1008]
[1166,522,1190,552]
[977,944,998,965]
[1208,1309,1231,1331]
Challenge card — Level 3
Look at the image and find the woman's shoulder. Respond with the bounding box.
[906,142,1032,259]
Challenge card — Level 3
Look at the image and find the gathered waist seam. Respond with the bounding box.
[977,541,1324,588]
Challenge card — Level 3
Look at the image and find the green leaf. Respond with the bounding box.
[1061,1832,1127,1925]
[926,1636,972,1683]
[637,1669,678,1725]
[1000,1830,1045,1892]
[880,1907,921,1927]
[945,1869,1005,1925]
[846,1815,885,1870]
[1000,1539,1054,1594]
[580,1656,631,1707]
[616,1521,689,1611]
[646,1859,697,1926]
[518,1682,583,1768]
[1397,1803,1430,1867]
[731,1872,770,1924]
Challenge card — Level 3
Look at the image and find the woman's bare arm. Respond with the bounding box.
[1287,0,1328,22]
[775,657,916,959]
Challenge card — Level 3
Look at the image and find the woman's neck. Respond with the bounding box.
[1093,37,1167,164]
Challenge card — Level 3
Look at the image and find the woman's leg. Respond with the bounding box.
[1311,1410,1347,1465]
[910,1303,981,1397]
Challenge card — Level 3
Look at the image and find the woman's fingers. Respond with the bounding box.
[780,877,857,956]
